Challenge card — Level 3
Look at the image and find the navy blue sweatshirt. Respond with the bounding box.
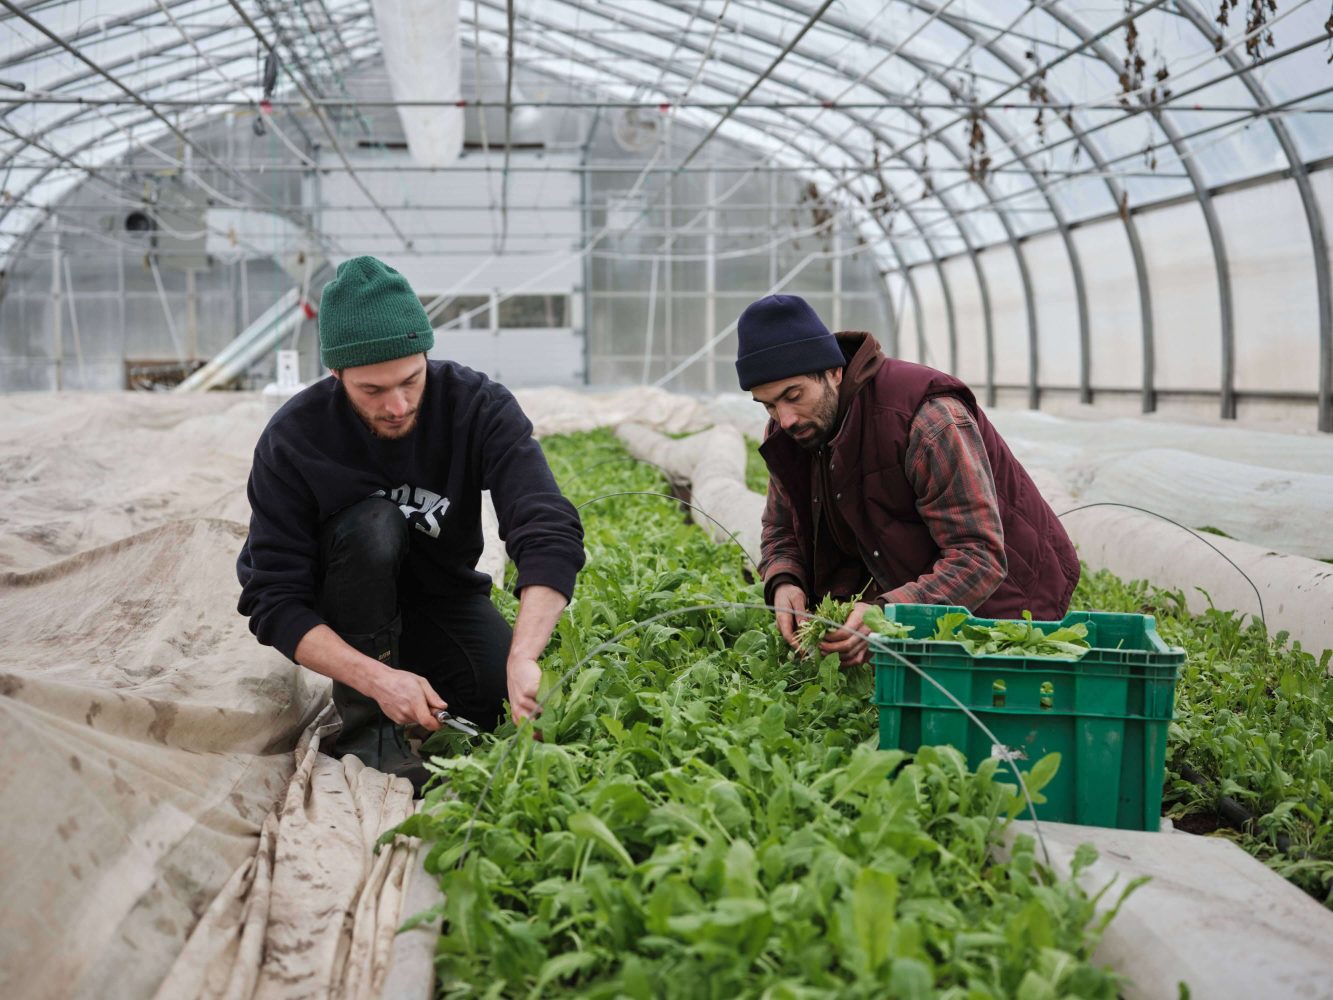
[236,360,585,660]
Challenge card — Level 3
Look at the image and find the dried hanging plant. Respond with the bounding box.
[1119,8,1172,108]
[868,144,896,222]
[964,108,991,185]
[1216,0,1280,59]
[1024,48,1053,142]
[951,70,990,185]
[1118,11,1146,107]
[797,181,834,257]
[1153,62,1172,104]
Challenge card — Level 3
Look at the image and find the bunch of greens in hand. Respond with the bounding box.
[793,594,855,655]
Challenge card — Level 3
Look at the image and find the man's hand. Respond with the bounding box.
[367,666,448,730]
[820,601,874,668]
[507,656,542,724]
[773,582,808,651]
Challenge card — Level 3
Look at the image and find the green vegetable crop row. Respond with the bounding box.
[393,431,1130,999]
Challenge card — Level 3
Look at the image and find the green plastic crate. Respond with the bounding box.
[870,604,1184,831]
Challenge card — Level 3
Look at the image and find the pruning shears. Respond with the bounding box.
[434,709,480,737]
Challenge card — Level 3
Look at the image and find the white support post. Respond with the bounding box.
[186,268,198,361]
[664,177,673,377]
[832,226,843,331]
[50,218,63,391]
[705,168,717,394]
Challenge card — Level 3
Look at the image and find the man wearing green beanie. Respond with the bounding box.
[237,256,585,793]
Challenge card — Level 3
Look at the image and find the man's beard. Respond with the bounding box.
[788,380,839,451]
[350,400,419,439]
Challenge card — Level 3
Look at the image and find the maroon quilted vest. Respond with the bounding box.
[761,351,1080,620]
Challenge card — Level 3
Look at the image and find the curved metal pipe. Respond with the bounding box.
[1170,0,1331,431]
[1035,4,1236,419]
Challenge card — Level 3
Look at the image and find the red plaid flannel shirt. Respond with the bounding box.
[761,396,1007,609]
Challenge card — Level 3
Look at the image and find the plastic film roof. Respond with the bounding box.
[1,0,1331,426]
[1,1,1329,257]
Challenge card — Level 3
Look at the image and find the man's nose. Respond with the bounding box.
[385,392,409,416]
[778,406,800,431]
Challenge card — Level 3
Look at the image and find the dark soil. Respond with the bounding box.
[1171,810,1228,836]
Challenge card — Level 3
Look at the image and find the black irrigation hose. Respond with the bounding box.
[1176,763,1255,832]
[1176,763,1333,901]
[1056,502,1266,627]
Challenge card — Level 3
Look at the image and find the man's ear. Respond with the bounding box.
[828,366,844,389]
[330,369,342,382]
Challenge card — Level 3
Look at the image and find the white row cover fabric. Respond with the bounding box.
[154,707,416,1000]
[1032,468,1333,668]
[997,821,1333,999]
[989,410,1333,561]
[0,393,419,1000]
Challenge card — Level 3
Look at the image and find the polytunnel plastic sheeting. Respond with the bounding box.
[1135,202,1225,392]
[1221,182,1323,395]
[1025,232,1082,390]
[2,0,1329,424]
[1072,220,1144,393]
[978,246,1030,389]
[0,393,422,1000]
[936,255,991,388]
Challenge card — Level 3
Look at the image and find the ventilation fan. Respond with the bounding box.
[611,107,662,154]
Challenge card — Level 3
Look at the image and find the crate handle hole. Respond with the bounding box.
[1039,680,1055,710]
[991,679,1006,708]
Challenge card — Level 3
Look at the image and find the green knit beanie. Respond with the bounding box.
[318,256,435,370]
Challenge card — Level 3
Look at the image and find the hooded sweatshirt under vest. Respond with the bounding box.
[759,333,1080,620]
[236,360,585,661]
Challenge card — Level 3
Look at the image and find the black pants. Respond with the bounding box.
[317,497,510,730]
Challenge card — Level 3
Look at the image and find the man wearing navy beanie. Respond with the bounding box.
[738,294,1079,666]
[237,257,584,793]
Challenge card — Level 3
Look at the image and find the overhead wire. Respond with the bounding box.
[497,0,515,252]
[0,0,333,252]
[224,0,410,252]
[1056,502,1267,626]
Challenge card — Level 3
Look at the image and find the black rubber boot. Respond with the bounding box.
[330,616,431,796]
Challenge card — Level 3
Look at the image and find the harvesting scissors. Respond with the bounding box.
[434,708,480,737]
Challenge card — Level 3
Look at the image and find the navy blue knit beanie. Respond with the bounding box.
[734,294,845,390]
